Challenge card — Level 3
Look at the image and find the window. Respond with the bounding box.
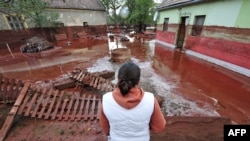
[5,15,25,30]
[191,15,205,36]
[163,18,169,31]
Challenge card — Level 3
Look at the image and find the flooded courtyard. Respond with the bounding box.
[0,33,250,140]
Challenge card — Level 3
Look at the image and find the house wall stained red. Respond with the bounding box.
[156,25,250,69]
[185,35,250,69]
[0,25,107,43]
[156,31,176,45]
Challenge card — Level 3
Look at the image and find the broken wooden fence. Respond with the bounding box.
[0,69,117,140]
[68,70,116,92]
[0,76,24,103]
[16,86,102,121]
[0,82,30,141]
[0,82,102,141]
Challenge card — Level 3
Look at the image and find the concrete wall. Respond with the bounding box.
[235,0,250,28]
[0,8,107,48]
[156,25,177,45]
[0,9,107,30]
[157,0,247,27]
[0,25,107,45]
[156,0,250,75]
[46,9,107,27]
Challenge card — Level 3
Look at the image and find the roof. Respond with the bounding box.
[43,0,106,11]
[156,0,211,11]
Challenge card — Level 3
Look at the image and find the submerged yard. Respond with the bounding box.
[0,32,249,140]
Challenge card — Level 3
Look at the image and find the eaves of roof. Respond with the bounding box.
[156,0,210,11]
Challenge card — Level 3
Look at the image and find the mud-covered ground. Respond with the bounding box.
[0,33,249,141]
[0,36,111,141]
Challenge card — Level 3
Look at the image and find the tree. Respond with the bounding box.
[100,0,156,32]
[0,0,63,28]
[101,0,123,25]
[126,0,155,33]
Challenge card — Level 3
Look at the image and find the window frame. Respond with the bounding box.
[5,15,26,31]
[191,15,206,36]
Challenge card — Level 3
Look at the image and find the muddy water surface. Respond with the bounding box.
[1,35,250,125]
[152,43,250,124]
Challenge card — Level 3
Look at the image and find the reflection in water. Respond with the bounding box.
[1,35,249,124]
[0,48,90,73]
[152,42,250,124]
[87,44,219,118]
[108,33,134,51]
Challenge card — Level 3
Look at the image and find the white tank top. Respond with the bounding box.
[102,92,154,141]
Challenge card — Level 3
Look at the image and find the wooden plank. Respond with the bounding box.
[7,79,15,101]
[100,79,106,92]
[71,73,77,79]
[53,79,75,90]
[64,92,74,121]
[83,73,90,84]
[105,81,111,92]
[97,78,103,91]
[0,82,30,141]
[58,96,69,121]
[24,88,40,116]
[0,76,3,83]
[80,72,86,82]
[90,96,96,120]
[101,78,106,91]
[12,80,23,100]
[13,82,30,106]
[83,95,91,120]
[90,76,96,86]
[71,93,80,121]
[38,89,53,119]
[93,77,99,88]
[2,78,8,101]
[31,88,47,118]
[77,94,86,121]
[96,99,102,120]
[3,78,8,85]
[5,84,11,102]
[76,71,83,81]
[17,89,33,115]
[51,91,64,120]
[73,71,80,80]
[0,79,3,100]
[9,79,16,99]
[97,78,102,90]
[45,90,59,119]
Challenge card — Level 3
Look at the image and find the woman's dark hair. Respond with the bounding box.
[117,62,140,96]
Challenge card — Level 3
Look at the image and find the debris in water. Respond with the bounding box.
[20,36,53,53]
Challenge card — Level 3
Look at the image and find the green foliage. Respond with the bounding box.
[100,0,125,25]
[31,11,60,28]
[126,0,155,25]
[0,0,11,8]
[0,0,63,28]
[12,0,48,27]
[100,0,156,29]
